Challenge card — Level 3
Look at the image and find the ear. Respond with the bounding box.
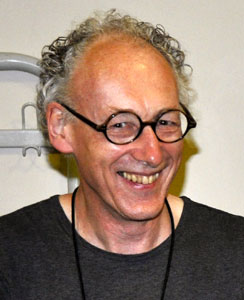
[46,102,74,153]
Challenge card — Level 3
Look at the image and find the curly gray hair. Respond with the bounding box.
[37,9,193,129]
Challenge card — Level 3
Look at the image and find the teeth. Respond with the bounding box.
[142,176,148,184]
[122,172,159,185]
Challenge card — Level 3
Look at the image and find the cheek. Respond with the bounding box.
[71,127,122,174]
[164,141,183,165]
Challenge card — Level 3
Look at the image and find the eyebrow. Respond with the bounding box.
[154,106,182,119]
[106,107,182,123]
[106,105,181,121]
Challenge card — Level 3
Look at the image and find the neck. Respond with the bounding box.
[80,206,171,254]
[60,189,182,255]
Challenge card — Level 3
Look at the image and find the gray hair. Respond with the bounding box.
[37,9,193,129]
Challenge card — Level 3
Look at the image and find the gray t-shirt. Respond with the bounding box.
[0,196,243,299]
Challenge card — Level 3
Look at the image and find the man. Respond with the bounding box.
[0,10,243,300]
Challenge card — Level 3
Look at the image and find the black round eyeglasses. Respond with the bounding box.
[60,102,196,145]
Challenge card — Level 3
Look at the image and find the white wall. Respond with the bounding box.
[0,0,243,216]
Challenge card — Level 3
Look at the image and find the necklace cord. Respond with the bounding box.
[71,187,86,299]
[161,198,175,300]
[71,188,175,300]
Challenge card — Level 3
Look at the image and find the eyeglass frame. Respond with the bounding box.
[59,102,197,144]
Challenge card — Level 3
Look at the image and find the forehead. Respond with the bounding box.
[69,35,179,117]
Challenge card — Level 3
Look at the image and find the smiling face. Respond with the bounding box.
[66,35,183,222]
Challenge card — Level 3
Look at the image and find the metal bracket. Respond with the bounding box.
[0,52,79,192]
[0,101,53,156]
[0,53,51,156]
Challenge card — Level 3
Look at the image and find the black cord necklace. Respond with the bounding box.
[71,187,175,300]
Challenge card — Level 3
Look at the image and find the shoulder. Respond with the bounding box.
[0,195,73,297]
[176,197,244,285]
[0,195,60,241]
[182,196,244,221]
[180,196,244,244]
[0,195,63,272]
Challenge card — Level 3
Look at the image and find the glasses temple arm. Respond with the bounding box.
[180,102,197,128]
[59,102,105,131]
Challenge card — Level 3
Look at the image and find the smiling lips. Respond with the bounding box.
[120,171,160,185]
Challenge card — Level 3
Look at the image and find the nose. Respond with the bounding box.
[131,126,163,167]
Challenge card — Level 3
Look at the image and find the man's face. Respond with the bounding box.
[67,38,183,222]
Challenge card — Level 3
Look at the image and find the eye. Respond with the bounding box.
[158,119,179,127]
[108,122,137,131]
[159,120,175,126]
[107,113,140,130]
[112,122,127,128]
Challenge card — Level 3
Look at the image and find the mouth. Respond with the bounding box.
[118,171,159,185]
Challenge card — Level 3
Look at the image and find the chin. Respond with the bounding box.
[118,201,165,222]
